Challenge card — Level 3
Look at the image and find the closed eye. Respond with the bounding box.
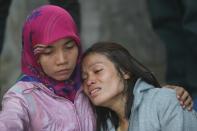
[64,40,76,49]
[94,69,103,74]
[42,46,53,55]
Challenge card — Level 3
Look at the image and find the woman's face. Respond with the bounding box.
[38,38,78,81]
[82,53,127,107]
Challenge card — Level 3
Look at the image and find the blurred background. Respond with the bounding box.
[0,0,196,104]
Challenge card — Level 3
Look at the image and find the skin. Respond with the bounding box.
[38,38,78,81]
[82,53,128,108]
[82,53,129,131]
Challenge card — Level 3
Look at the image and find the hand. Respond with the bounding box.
[164,85,193,111]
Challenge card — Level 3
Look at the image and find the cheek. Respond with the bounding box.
[83,86,89,96]
[40,62,49,74]
[107,77,124,93]
[39,57,53,72]
[69,49,79,63]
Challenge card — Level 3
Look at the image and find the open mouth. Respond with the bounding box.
[89,87,102,97]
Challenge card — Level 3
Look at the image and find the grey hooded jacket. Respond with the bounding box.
[107,79,197,131]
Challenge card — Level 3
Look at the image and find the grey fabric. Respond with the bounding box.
[107,79,197,131]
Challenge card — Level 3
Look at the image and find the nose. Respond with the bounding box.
[85,75,96,86]
[87,79,95,86]
[55,51,68,65]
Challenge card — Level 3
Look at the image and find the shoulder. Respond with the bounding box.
[150,87,177,102]
[3,81,40,103]
[1,82,35,111]
[133,79,178,108]
[136,84,180,116]
[144,87,179,109]
[7,81,35,93]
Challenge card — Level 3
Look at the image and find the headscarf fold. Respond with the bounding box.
[20,5,81,101]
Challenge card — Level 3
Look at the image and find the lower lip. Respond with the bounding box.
[56,70,71,75]
[90,88,101,98]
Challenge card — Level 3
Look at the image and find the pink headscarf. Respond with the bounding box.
[21,5,81,101]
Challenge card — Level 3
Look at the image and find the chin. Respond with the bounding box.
[90,99,105,107]
[54,76,69,81]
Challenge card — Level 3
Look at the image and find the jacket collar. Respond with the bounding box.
[132,78,155,109]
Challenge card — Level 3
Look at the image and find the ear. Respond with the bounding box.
[123,73,130,80]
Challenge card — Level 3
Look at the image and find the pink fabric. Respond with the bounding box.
[0,81,96,131]
[0,5,96,131]
[21,5,81,101]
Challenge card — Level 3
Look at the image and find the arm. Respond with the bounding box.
[0,92,30,131]
[158,89,197,131]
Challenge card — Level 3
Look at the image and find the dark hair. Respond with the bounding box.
[82,41,160,131]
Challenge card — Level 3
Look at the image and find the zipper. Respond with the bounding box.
[34,83,83,130]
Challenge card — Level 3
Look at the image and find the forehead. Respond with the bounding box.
[82,53,113,69]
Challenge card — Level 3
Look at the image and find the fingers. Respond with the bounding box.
[175,86,193,111]
[183,96,193,111]
[175,87,184,98]
[163,84,193,111]
[180,90,189,102]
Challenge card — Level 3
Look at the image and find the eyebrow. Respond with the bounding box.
[82,62,104,75]
[87,61,104,69]
[45,39,74,48]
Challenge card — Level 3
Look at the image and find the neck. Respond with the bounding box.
[104,92,130,131]
[108,94,126,118]
[117,117,128,131]
[109,95,129,131]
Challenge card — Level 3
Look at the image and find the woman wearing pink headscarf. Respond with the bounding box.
[0,5,95,131]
